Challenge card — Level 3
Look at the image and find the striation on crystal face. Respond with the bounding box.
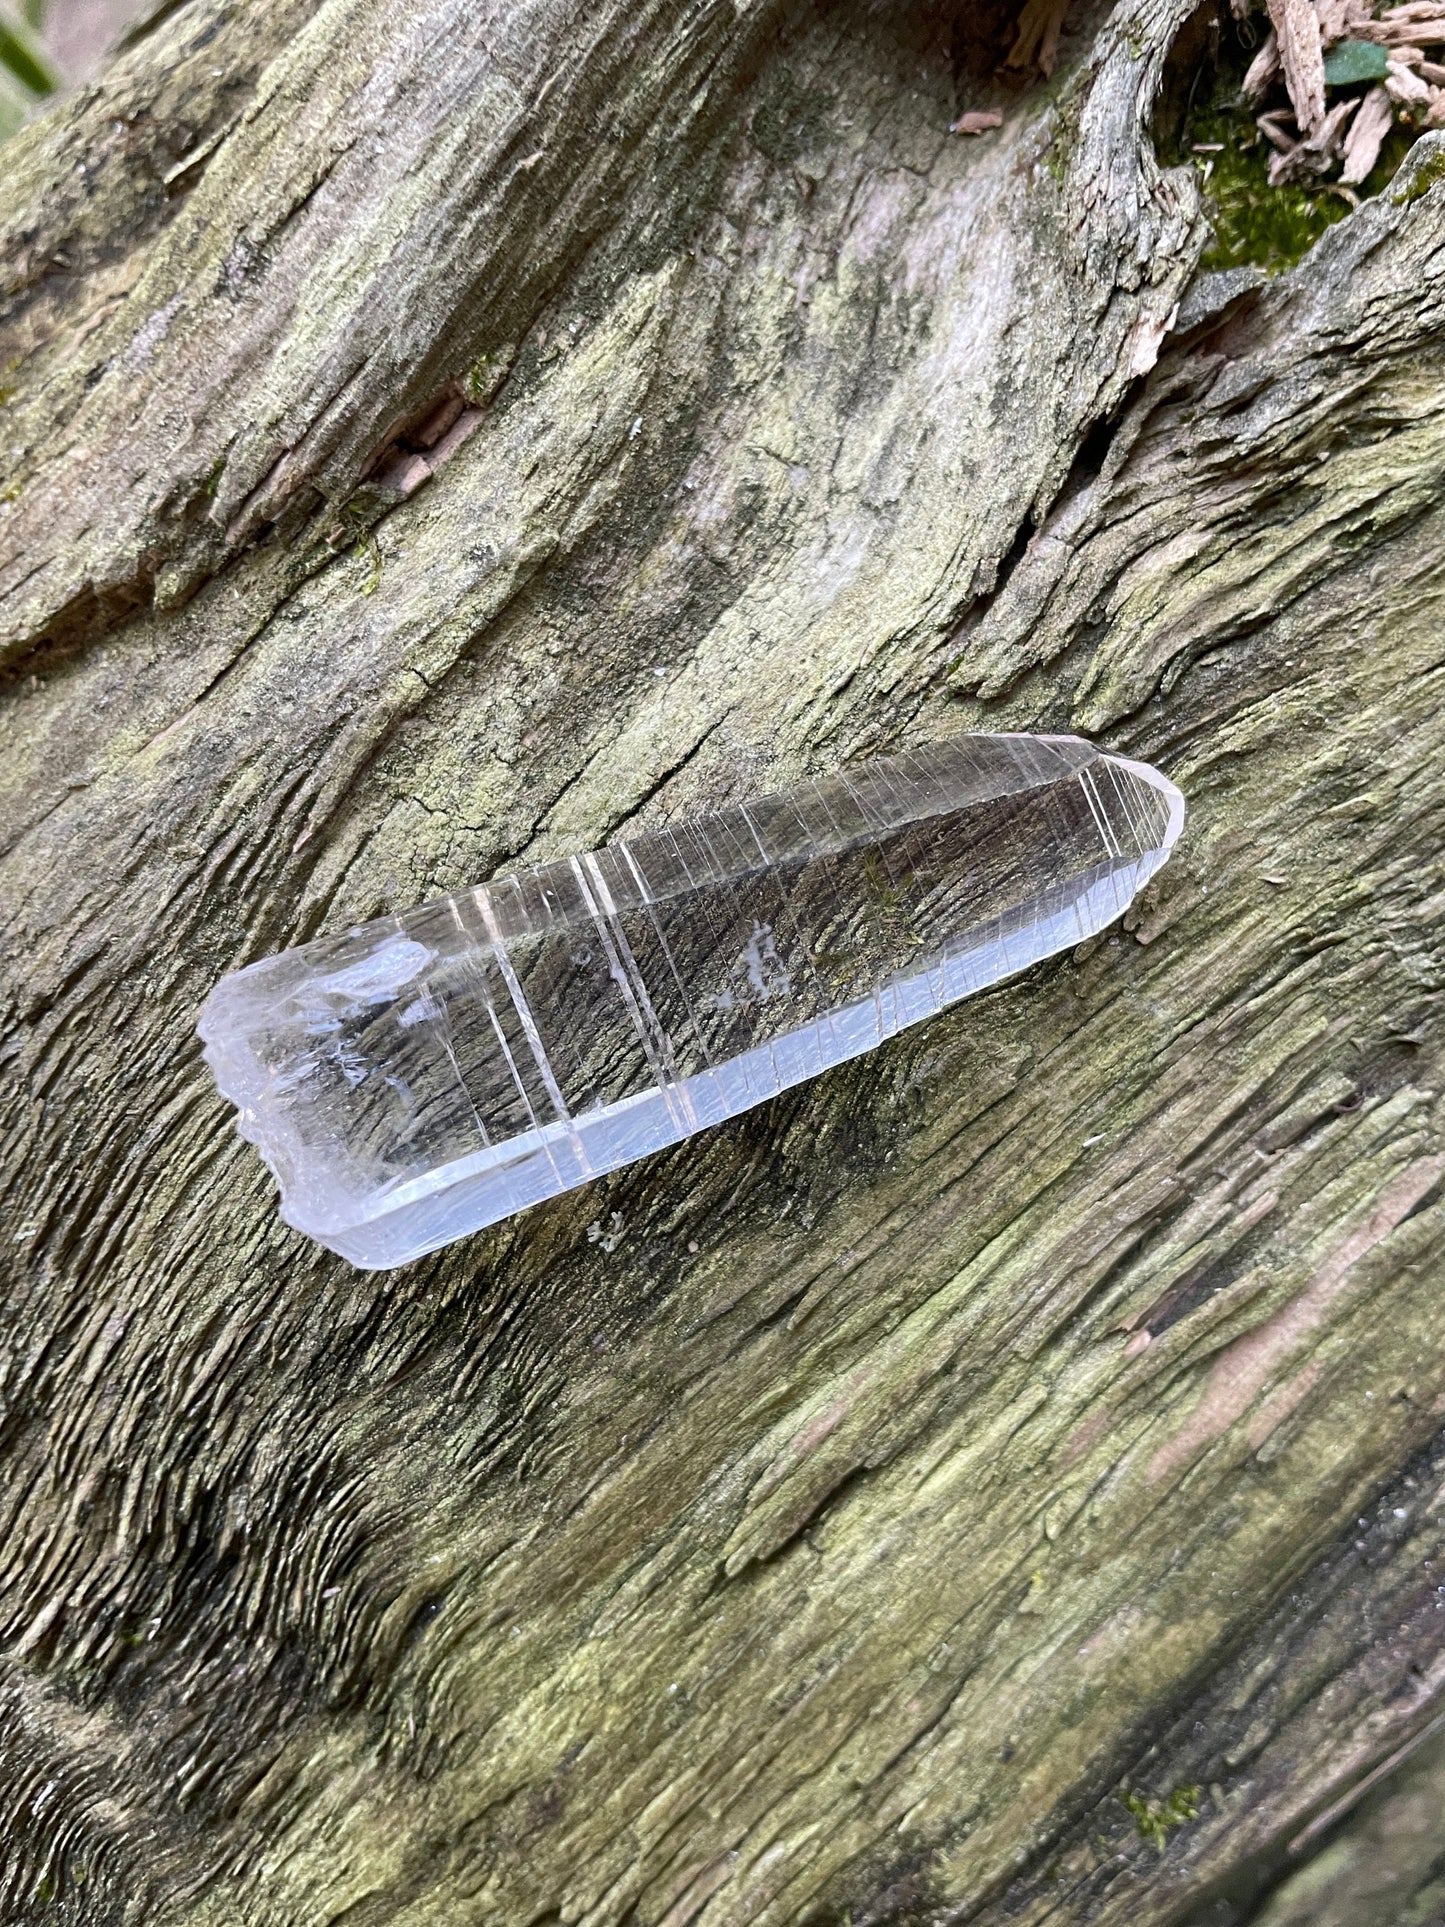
[198,734,1184,1269]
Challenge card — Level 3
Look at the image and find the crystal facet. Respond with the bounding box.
[198,734,1184,1269]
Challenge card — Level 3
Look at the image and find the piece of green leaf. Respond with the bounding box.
[1323,39,1390,84]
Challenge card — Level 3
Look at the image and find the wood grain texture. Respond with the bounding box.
[0,0,1442,1922]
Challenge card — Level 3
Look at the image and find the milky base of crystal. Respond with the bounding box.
[198,735,1184,1268]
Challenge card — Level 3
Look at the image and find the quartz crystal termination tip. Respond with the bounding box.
[198,733,1184,1269]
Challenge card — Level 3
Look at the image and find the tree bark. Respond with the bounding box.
[1,0,1443,1922]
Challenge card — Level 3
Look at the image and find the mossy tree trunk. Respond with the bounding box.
[1,0,1443,1922]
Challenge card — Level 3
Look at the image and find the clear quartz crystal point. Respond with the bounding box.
[198,734,1183,1269]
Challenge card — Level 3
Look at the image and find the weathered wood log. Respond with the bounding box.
[0,0,1442,1921]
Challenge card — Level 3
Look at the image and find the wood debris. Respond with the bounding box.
[1257,107,1300,148]
[1314,0,1364,38]
[951,109,1005,135]
[1244,29,1282,102]
[950,1,1075,147]
[1267,95,1357,177]
[1003,0,1072,76]
[1386,50,1435,97]
[1268,0,1328,130]
[1340,82,1396,175]
[1238,0,1445,188]
[1359,17,1445,39]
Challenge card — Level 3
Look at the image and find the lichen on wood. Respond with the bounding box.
[0,0,1442,1923]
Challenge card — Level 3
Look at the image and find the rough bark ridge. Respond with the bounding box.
[0,0,1442,1922]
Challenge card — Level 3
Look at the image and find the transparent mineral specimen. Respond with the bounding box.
[198,734,1184,1268]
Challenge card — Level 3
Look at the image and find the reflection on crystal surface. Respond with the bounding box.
[198,733,1184,1269]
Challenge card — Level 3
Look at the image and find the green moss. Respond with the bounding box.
[1196,116,1414,271]
[1040,76,1086,185]
[464,348,515,407]
[1120,1783,1200,1851]
[1186,109,1347,273]
[1393,142,1445,205]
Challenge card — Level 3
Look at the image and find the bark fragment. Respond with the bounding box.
[1267,0,1328,130]
[1313,0,1364,43]
[951,108,1005,133]
[1387,48,1436,95]
[1244,26,1283,101]
[1341,80,1397,174]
